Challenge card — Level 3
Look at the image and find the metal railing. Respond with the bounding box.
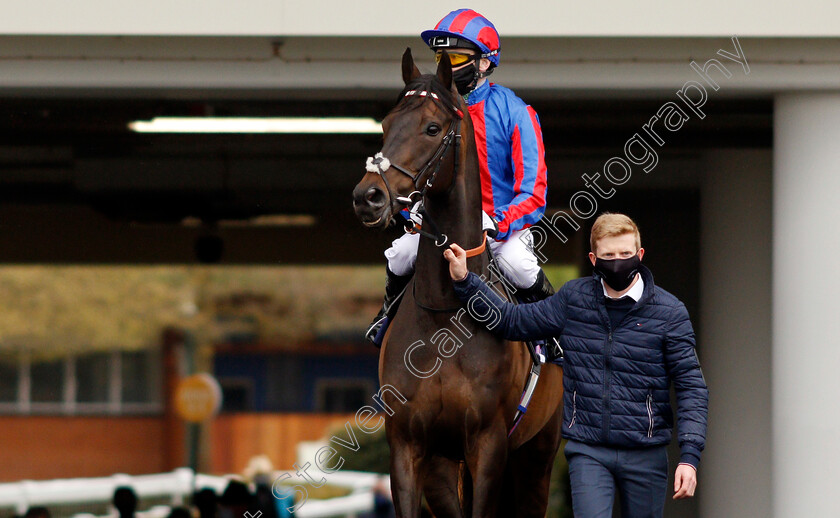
[0,468,383,518]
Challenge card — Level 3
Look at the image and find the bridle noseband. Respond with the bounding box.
[365,88,464,246]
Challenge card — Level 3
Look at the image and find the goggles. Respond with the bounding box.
[434,51,477,67]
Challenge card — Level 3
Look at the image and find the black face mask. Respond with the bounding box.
[594,254,641,292]
[453,62,478,95]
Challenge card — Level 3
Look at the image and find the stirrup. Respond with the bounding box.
[365,314,388,347]
[371,316,390,346]
[547,337,564,365]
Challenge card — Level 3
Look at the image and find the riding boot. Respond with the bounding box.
[365,267,413,347]
[519,268,555,301]
[518,269,564,363]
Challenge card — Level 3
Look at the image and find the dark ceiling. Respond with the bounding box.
[0,95,771,264]
[0,96,771,219]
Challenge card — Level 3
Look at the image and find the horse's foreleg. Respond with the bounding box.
[420,456,465,518]
[465,425,509,518]
[509,405,564,518]
[460,463,473,517]
[390,439,424,518]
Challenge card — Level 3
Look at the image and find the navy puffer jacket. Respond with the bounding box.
[454,265,709,467]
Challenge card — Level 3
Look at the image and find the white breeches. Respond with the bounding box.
[384,225,541,289]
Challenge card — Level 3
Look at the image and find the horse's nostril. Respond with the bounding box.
[365,187,386,208]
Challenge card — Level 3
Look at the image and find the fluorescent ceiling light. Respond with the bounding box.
[180,215,318,227]
[128,116,382,134]
[221,215,318,228]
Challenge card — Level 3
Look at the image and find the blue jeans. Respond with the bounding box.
[564,440,668,518]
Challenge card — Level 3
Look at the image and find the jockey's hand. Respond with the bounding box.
[444,244,469,282]
[482,213,499,239]
[487,222,499,239]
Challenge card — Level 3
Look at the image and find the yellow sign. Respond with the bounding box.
[174,373,222,423]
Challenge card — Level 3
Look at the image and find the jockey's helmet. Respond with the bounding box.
[421,9,501,68]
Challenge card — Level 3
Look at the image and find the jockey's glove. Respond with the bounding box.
[482,212,500,239]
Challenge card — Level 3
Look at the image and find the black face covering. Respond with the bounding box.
[594,254,641,292]
[453,61,479,95]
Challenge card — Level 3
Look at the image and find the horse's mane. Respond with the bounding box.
[392,74,459,116]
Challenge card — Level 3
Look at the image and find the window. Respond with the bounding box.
[219,378,255,412]
[315,378,375,413]
[121,350,160,405]
[0,349,161,415]
[30,359,64,404]
[0,359,18,403]
[76,353,110,404]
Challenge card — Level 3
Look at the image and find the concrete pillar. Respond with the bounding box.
[699,149,772,518]
[773,94,840,517]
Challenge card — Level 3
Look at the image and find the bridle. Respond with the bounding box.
[366,83,489,313]
[365,88,465,247]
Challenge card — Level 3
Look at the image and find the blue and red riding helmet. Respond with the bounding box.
[421,9,501,67]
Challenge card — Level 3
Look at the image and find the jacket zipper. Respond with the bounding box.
[568,390,577,428]
[646,389,654,438]
[602,330,613,442]
[598,279,644,443]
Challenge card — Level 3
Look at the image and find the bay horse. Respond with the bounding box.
[352,48,564,518]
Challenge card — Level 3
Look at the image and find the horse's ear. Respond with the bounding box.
[402,47,421,84]
[436,50,453,91]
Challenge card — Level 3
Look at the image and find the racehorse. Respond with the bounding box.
[352,48,564,518]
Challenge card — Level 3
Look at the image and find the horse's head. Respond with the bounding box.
[353,48,465,229]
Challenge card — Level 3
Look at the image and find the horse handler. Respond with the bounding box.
[444,212,709,518]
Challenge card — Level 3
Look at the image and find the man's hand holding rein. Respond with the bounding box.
[444,243,469,282]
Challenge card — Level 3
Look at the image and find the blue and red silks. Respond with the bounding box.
[467,81,548,241]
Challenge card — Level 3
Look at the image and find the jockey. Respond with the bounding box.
[366,8,556,344]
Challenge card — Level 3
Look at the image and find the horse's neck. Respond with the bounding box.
[414,142,485,306]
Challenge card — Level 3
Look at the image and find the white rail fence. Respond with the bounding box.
[0,468,383,518]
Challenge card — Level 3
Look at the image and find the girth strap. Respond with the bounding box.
[509,349,545,437]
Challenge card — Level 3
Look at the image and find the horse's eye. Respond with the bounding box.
[426,123,441,136]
